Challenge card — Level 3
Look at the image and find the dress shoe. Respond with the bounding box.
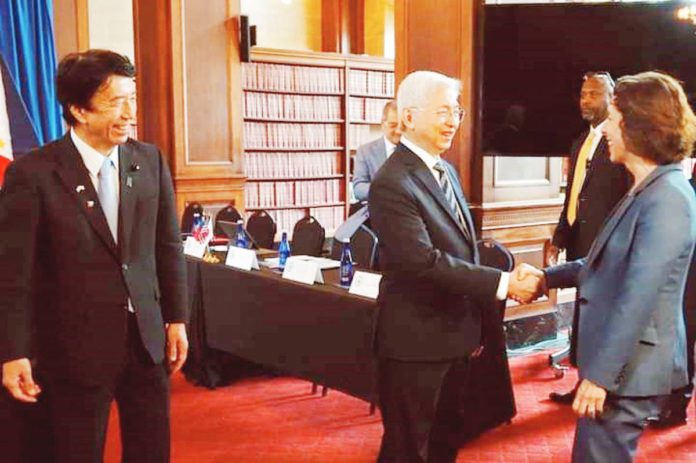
[549,390,576,405]
[646,410,687,429]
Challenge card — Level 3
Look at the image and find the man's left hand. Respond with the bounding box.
[166,323,189,375]
[572,379,607,419]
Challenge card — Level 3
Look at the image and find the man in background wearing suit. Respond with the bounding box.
[547,72,631,405]
[352,100,400,202]
[0,50,188,463]
[369,70,537,463]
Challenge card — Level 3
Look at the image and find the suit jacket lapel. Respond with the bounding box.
[53,135,119,258]
[118,143,136,260]
[579,136,608,193]
[584,164,678,266]
[400,146,472,244]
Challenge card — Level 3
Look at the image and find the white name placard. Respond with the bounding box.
[282,257,324,285]
[225,246,260,271]
[348,271,382,299]
[183,237,206,258]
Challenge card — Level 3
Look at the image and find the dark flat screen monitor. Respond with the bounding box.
[482,1,696,157]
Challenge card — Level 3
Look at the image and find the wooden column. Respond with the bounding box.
[322,0,365,55]
[53,0,89,59]
[394,0,483,206]
[132,0,245,217]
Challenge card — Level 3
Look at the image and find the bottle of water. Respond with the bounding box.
[339,241,354,287]
[278,231,291,270]
[191,211,202,235]
[235,219,248,248]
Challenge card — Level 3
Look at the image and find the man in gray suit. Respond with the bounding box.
[522,71,696,462]
[352,100,400,201]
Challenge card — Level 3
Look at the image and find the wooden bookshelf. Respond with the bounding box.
[242,48,394,236]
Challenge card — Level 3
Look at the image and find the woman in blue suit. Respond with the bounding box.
[526,72,696,462]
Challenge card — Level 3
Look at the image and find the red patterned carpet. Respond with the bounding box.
[104,353,696,462]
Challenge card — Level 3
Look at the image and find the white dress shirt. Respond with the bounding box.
[384,137,397,159]
[585,120,606,161]
[70,129,120,208]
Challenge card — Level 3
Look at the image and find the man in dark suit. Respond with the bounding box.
[0,50,188,462]
[547,72,631,404]
[369,70,536,463]
[352,100,400,202]
[648,169,696,428]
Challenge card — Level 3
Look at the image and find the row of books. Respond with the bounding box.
[242,62,344,94]
[308,205,345,234]
[244,92,343,121]
[244,122,342,149]
[349,96,392,123]
[244,151,340,179]
[349,69,395,97]
[349,124,375,150]
[244,179,342,209]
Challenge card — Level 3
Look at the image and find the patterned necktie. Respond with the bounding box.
[98,156,118,242]
[433,161,469,238]
[567,131,595,226]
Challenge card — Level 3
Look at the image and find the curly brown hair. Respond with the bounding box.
[613,71,696,164]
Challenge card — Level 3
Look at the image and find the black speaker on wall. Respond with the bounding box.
[240,15,257,63]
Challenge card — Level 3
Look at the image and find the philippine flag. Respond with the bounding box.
[0,61,11,186]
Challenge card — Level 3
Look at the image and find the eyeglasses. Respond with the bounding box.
[409,107,465,123]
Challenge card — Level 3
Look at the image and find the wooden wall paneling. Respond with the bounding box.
[394,0,482,205]
[133,0,175,159]
[53,0,89,58]
[133,0,245,220]
[321,0,342,53]
[348,0,365,55]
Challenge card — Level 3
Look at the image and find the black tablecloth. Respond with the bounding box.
[183,257,516,437]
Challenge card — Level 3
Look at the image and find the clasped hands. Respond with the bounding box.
[507,263,547,304]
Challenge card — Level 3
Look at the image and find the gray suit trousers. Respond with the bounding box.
[572,394,668,463]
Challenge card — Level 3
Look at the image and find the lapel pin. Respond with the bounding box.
[87,200,95,208]
[130,163,140,172]
[126,176,133,188]
[76,185,85,193]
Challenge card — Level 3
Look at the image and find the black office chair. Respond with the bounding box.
[181,202,204,235]
[214,204,242,237]
[291,216,325,257]
[477,239,515,272]
[330,224,379,270]
[246,210,277,249]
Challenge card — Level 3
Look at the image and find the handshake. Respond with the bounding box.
[506,263,547,304]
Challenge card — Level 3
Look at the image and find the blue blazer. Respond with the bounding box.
[353,137,387,201]
[546,164,696,397]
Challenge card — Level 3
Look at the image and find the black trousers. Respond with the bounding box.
[0,313,170,463]
[377,357,470,463]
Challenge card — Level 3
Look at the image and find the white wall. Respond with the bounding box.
[87,0,134,61]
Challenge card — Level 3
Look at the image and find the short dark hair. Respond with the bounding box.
[56,49,135,125]
[614,71,696,164]
[583,71,615,91]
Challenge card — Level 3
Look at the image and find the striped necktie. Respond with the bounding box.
[98,156,118,242]
[433,161,469,237]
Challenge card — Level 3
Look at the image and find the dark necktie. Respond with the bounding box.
[433,161,469,238]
